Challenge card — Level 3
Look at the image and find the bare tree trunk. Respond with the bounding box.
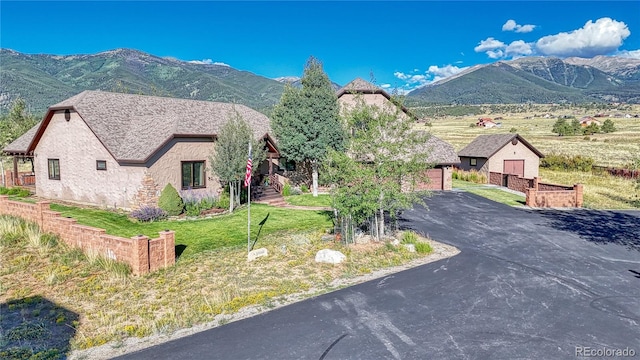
[229,181,234,213]
[378,192,385,239]
[312,160,319,197]
[236,181,241,206]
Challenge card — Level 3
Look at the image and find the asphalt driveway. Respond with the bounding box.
[115,191,640,359]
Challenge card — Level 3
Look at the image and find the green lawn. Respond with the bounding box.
[284,194,332,207]
[453,179,527,207]
[49,203,333,257]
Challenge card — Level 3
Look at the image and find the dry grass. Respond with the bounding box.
[0,217,455,354]
[540,169,640,209]
[419,105,640,167]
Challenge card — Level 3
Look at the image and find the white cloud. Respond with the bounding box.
[474,37,505,52]
[617,49,640,59]
[536,17,630,57]
[487,49,504,59]
[393,64,469,93]
[505,40,533,58]
[502,19,536,33]
[380,84,391,89]
[188,59,230,66]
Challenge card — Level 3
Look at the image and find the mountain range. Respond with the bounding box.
[1,48,639,116]
[407,56,640,105]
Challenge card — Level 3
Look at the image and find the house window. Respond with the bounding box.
[181,161,205,189]
[470,158,477,166]
[96,160,107,171]
[48,159,60,180]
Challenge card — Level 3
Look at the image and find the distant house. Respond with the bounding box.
[579,116,601,127]
[2,91,279,209]
[476,118,498,128]
[458,133,544,180]
[336,78,460,190]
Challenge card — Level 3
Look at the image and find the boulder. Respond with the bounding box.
[315,249,346,264]
[247,247,268,262]
[403,244,416,253]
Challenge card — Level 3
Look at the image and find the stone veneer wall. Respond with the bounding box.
[132,173,160,210]
[0,196,174,275]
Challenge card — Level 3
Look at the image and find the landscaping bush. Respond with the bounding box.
[300,184,309,193]
[402,231,418,244]
[216,192,230,210]
[414,242,432,254]
[130,207,167,222]
[540,153,594,172]
[180,189,217,216]
[452,169,487,184]
[282,183,292,196]
[158,184,184,216]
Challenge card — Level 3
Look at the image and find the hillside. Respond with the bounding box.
[408,56,640,105]
[0,48,285,114]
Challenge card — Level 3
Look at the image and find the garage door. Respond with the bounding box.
[417,168,443,190]
[503,160,525,177]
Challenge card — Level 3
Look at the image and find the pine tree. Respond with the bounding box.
[271,56,346,196]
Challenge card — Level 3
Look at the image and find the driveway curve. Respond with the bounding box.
[114,191,640,359]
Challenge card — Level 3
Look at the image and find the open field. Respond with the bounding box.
[418,105,640,167]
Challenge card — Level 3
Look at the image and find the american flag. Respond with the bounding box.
[243,145,252,187]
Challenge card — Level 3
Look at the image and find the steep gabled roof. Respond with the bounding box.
[458,134,544,159]
[421,134,461,165]
[336,78,416,119]
[3,91,274,162]
[2,121,42,155]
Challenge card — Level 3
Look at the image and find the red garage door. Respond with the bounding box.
[503,160,525,177]
[417,168,443,190]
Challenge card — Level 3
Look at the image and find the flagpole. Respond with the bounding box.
[247,142,252,255]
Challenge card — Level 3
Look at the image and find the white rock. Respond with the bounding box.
[315,249,346,264]
[247,248,268,261]
[403,244,416,253]
[391,239,401,246]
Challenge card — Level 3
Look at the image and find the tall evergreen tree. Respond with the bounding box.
[271,56,346,196]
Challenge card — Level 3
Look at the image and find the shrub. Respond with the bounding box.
[509,127,517,133]
[414,242,432,254]
[282,183,292,196]
[0,186,9,195]
[601,119,616,133]
[402,231,418,244]
[130,207,167,222]
[158,184,183,216]
[452,169,487,184]
[300,184,309,193]
[216,192,230,210]
[540,153,594,172]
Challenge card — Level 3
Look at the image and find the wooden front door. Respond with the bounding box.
[503,160,525,177]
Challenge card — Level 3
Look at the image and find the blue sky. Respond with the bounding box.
[2,1,639,93]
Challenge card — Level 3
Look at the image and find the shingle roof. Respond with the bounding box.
[336,78,417,120]
[422,134,461,165]
[458,134,544,159]
[336,78,382,95]
[2,121,41,154]
[3,91,273,162]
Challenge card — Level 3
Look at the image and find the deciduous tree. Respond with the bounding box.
[209,110,265,212]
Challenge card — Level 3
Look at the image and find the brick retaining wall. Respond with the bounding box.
[0,195,174,275]
[525,177,583,208]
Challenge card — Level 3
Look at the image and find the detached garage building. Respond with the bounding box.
[458,133,544,181]
[337,78,459,190]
